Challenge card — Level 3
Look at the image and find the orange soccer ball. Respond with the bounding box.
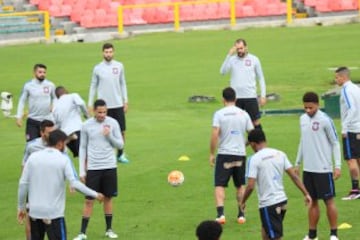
[167,170,185,187]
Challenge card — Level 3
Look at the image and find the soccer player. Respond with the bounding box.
[220,38,266,129]
[53,86,90,157]
[17,129,104,240]
[241,129,312,240]
[334,66,360,200]
[88,43,129,163]
[73,99,124,240]
[209,87,254,225]
[196,220,222,240]
[16,63,56,142]
[295,92,341,240]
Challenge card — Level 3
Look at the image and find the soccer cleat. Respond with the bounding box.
[215,215,226,224]
[330,236,339,240]
[237,216,246,224]
[105,229,118,239]
[117,153,130,163]
[341,190,360,200]
[73,233,87,240]
[303,236,318,240]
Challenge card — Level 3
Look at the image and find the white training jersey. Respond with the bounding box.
[295,110,341,172]
[53,93,89,136]
[247,147,292,208]
[340,81,360,134]
[220,53,266,99]
[88,60,128,109]
[22,137,47,166]
[79,116,124,177]
[18,148,97,219]
[16,79,56,121]
[212,105,254,156]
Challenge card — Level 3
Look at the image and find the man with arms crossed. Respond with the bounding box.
[88,43,129,163]
[16,63,56,142]
[210,87,254,225]
[335,66,360,200]
[295,92,341,240]
[73,99,124,240]
[220,38,266,129]
[18,130,104,240]
[241,129,312,240]
[53,86,90,157]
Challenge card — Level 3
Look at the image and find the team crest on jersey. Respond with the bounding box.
[245,59,251,66]
[43,86,49,94]
[312,121,320,131]
[112,68,119,74]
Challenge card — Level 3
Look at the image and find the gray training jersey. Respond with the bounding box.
[212,105,254,156]
[340,81,360,134]
[16,79,56,121]
[88,60,128,109]
[295,110,341,173]
[220,53,266,99]
[53,93,89,136]
[79,116,124,177]
[247,147,292,208]
[18,148,97,219]
[22,137,47,166]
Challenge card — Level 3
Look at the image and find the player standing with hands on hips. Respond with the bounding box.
[334,67,360,200]
[220,38,266,130]
[88,43,129,163]
[295,92,341,240]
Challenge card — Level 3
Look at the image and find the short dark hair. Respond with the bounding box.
[222,87,236,102]
[55,86,67,98]
[33,63,47,71]
[235,38,247,46]
[103,43,114,51]
[48,129,67,147]
[196,220,222,240]
[335,66,350,77]
[40,120,54,133]
[302,91,319,103]
[94,99,107,110]
[248,129,266,144]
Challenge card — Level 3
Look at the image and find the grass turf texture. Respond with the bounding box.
[1,23,360,239]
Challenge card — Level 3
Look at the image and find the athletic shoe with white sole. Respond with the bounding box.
[330,235,339,240]
[215,215,226,224]
[105,229,118,239]
[237,216,246,224]
[73,233,87,240]
[303,235,318,240]
[341,190,360,200]
[118,153,130,163]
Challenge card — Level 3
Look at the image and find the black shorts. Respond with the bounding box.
[107,107,126,132]
[259,200,287,240]
[342,132,360,160]
[214,154,246,187]
[235,98,261,121]
[66,131,80,157]
[30,217,67,240]
[26,118,42,142]
[86,168,118,199]
[303,171,335,200]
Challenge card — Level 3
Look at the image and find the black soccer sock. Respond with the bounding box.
[351,179,359,190]
[117,149,123,159]
[254,124,262,130]
[80,217,90,234]
[216,206,224,217]
[238,207,245,217]
[330,229,337,237]
[308,229,317,239]
[105,214,113,231]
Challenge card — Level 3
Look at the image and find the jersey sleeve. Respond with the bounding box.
[88,67,99,107]
[324,117,341,169]
[254,57,266,98]
[119,64,128,103]
[220,55,232,75]
[79,124,88,177]
[246,155,258,179]
[16,83,29,119]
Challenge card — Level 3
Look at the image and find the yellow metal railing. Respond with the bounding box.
[118,0,294,34]
[0,11,50,40]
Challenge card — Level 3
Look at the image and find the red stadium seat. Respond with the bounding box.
[49,5,62,16]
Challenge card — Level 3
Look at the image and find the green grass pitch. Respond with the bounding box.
[0,23,360,239]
